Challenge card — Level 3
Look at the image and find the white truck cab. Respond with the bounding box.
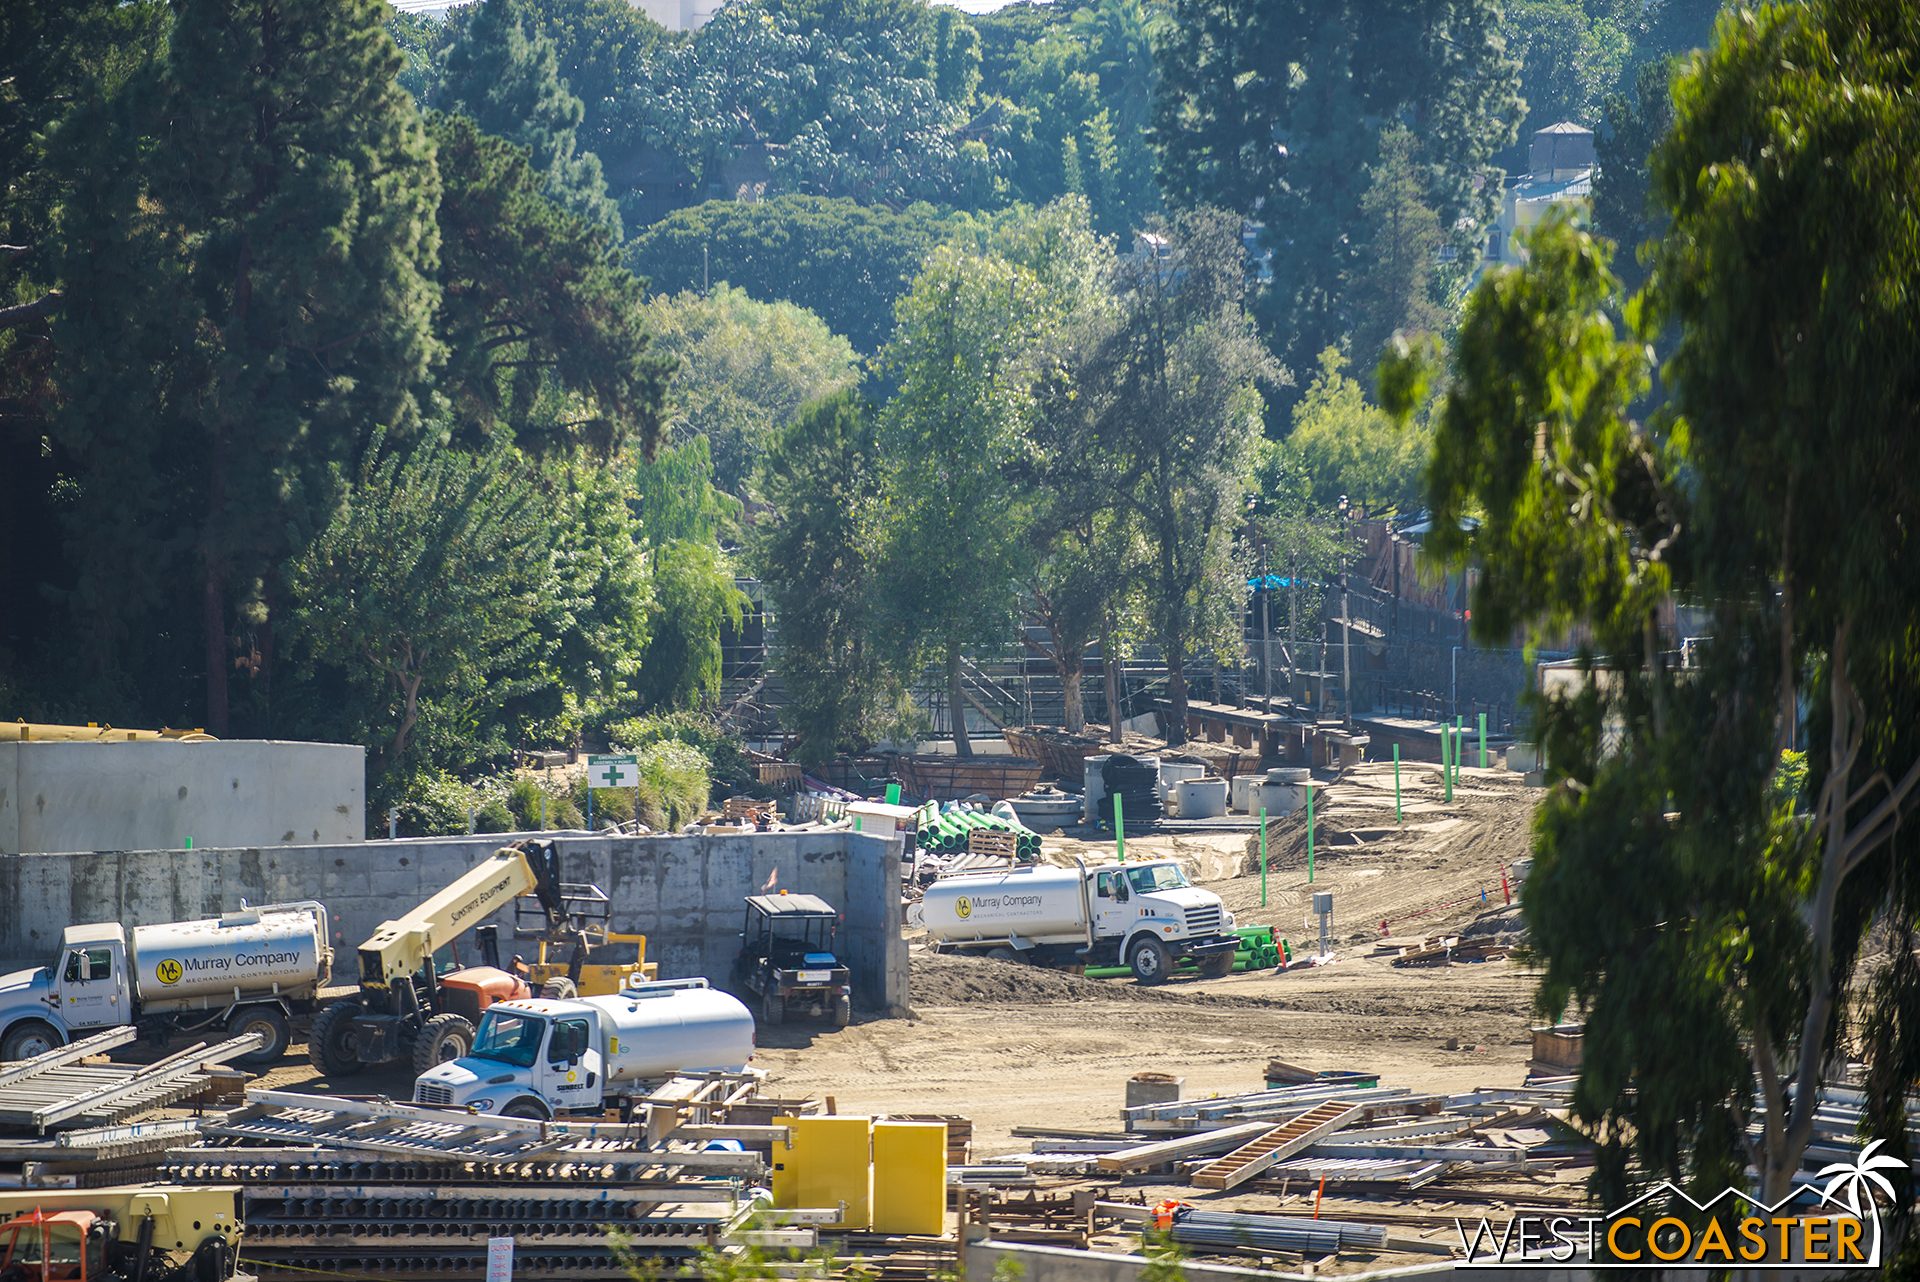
[414,980,754,1119]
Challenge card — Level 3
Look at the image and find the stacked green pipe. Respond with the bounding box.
[1085,926,1288,978]
[913,803,1042,860]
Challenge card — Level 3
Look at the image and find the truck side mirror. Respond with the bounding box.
[1114,880,1130,902]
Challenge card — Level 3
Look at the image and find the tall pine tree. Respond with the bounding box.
[48,0,443,734]
[440,0,622,240]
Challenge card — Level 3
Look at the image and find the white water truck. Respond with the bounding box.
[916,858,1239,983]
[412,977,754,1119]
[0,903,332,1065]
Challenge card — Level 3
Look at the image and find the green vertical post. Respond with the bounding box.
[184,837,192,850]
[1456,717,1464,787]
[1478,713,1487,769]
[886,783,901,805]
[1306,783,1315,883]
[1393,744,1402,823]
[1114,792,1126,862]
[1259,807,1269,906]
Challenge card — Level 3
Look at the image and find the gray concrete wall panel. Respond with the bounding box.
[0,830,907,1015]
[0,741,364,855]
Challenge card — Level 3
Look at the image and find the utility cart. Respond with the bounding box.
[733,894,852,1027]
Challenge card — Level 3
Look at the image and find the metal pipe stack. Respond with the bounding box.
[1168,1208,1387,1256]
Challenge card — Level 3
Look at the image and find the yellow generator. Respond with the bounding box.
[0,1185,242,1282]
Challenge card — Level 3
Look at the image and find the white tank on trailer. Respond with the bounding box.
[920,864,1093,944]
[583,980,756,1082]
[129,906,327,1005]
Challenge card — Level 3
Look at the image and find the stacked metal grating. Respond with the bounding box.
[1168,1208,1386,1255]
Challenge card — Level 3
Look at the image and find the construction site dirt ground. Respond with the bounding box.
[252,761,1547,1155]
[225,762,1557,1272]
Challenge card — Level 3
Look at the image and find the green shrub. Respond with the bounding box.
[638,739,711,830]
[392,769,478,837]
[571,776,637,828]
[606,711,748,784]
[507,775,584,831]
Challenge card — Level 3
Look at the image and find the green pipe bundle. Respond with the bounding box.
[912,804,1042,860]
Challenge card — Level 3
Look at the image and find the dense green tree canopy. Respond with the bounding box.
[626,195,959,353]
[643,284,860,496]
[1154,0,1520,380]
[1383,0,1920,1224]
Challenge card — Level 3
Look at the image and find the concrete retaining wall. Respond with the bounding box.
[0,829,907,1014]
[0,740,364,855]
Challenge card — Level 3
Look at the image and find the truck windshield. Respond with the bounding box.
[471,1011,547,1068]
[1126,864,1190,894]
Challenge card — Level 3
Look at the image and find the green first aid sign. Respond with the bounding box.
[588,754,638,789]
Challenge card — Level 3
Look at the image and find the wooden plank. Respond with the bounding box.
[1304,1141,1529,1162]
[1095,1121,1275,1172]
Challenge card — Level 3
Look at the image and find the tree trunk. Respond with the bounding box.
[203,558,228,737]
[1103,611,1123,744]
[1061,651,1085,735]
[1164,634,1189,747]
[947,642,972,758]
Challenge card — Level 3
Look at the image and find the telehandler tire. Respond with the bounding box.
[412,1012,476,1076]
[308,1000,366,1076]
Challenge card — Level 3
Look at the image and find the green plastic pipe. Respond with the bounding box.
[886,783,901,805]
[1259,807,1268,906]
[1114,792,1125,862]
[1393,744,1402,823]
[1478,713,1487,769]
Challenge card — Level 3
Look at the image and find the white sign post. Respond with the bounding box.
[586,754,639,832]
[486,1236,514,1282]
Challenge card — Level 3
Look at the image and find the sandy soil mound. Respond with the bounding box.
[909,949,1173,1006]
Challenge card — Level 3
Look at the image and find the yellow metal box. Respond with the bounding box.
[772,1115,873,1229]
[871,1121,946,1236]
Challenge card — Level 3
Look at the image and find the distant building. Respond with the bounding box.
[1484,121,1594,269]
[628,0,720,31]
[388,0,718,31]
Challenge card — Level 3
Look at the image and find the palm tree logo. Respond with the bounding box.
[1815,1138,1904,1265]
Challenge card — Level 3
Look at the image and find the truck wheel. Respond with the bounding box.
[0,1020,61,1062]
[1200,950,1237,979]
[832,993,851,1028]
[986,947,1024,964]
[761,991,785,1026]
[227,1006,291,1065]
[539,977,577,1000]
[501,1097,549,1120]
[307,1001,366,1077]
[1128,937,1173,985]
[412,1013,476,1076]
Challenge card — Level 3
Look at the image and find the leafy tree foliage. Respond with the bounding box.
[747,390,920,766]
[626,196,959,354]
[429,111,671,459]
[1344,125,1450,371]
[1075,209,1281,743]
[644,285,860,496]
[440,0,622,238]
[627,436,750,710]
[1380,0,1920,1221]
[286,431,558,789]
[1154,0,1520,382]
[48,0,445,736]
[1286,349,1431,515]
[1592,57,1678,293]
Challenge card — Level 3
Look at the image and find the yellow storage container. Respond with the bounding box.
[772,1116,873,1229]
[871,1121,947,1236]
